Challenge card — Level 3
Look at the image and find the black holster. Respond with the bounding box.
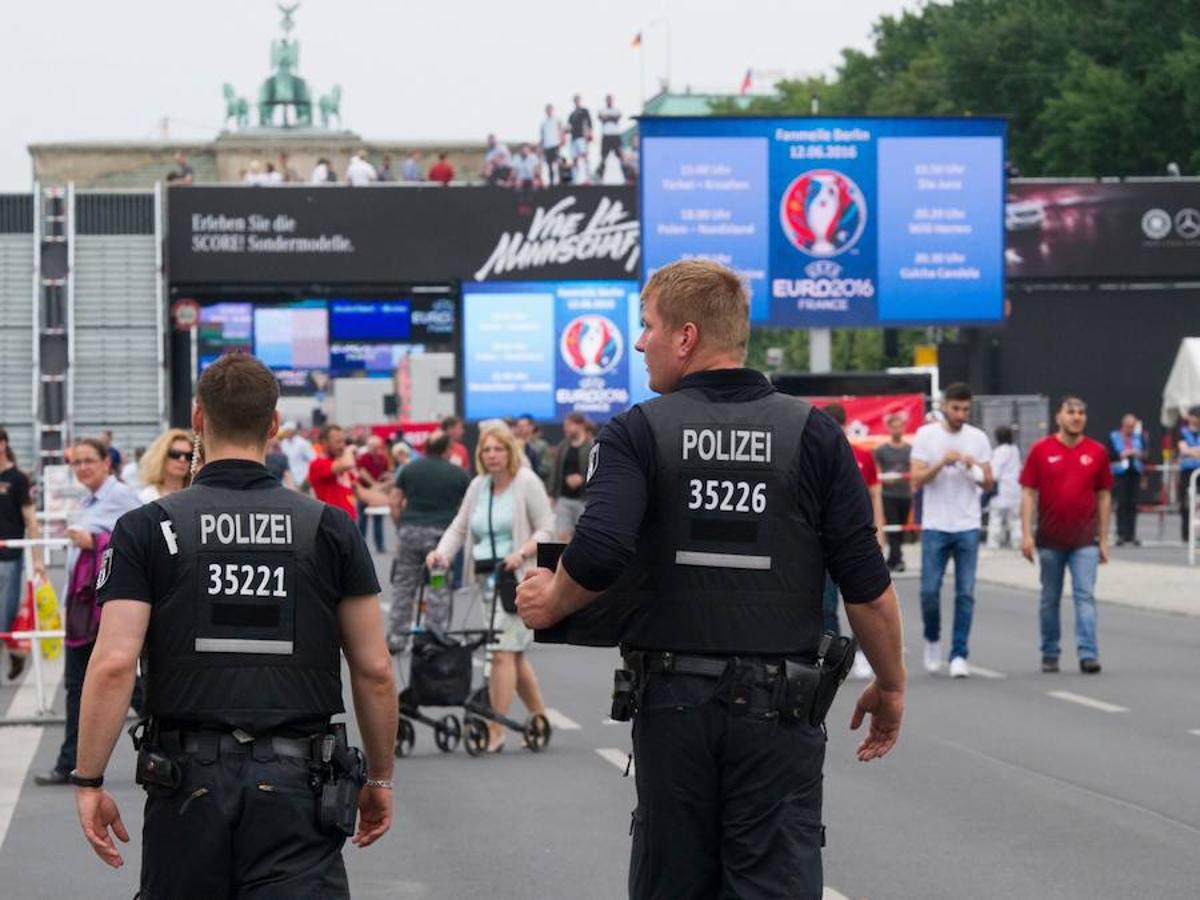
[795,631,858,727]
[314,722,366,837]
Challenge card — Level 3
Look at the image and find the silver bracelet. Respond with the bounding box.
[364,778,393,789]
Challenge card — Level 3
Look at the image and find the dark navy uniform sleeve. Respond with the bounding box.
[798,409,892,604]
[317,506,381,600]
[561,406,656,592]
[97,506,158,605]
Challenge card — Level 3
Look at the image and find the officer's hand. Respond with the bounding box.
[76,788,129,868]
[516,567,559,629]
[352,785,392,848]
[1021,535,1035,563]
[849,682,904,762]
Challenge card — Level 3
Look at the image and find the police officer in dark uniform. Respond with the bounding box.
[518,260,906,899]
[72,353,398,897]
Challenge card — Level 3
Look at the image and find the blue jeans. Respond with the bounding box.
[919,529,980,660]
[0,557,23,631]
[1037,545,1099,661]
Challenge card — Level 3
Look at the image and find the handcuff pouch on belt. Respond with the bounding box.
[129,718,182,791]
[610,667,639,722]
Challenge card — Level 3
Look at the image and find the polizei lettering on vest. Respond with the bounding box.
[680,427,772,463]
[199,512,294,546]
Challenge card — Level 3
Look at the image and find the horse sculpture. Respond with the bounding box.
[223,84,250,130]
[319,85,342,129]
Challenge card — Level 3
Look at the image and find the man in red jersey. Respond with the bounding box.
[1020,395,1113,675]
[309,424,387,521]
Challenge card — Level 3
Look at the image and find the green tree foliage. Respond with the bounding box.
[713,0,1199,376]
[714,0,1200,177]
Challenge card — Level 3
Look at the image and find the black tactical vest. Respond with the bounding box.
[538,387,827,656]
[148,484,341,731]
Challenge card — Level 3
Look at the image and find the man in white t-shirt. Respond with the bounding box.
[279,421,316,489]
[346,151,378,186]
[910,383,994,678]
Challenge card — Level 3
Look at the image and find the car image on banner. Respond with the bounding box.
[461,280,655,423]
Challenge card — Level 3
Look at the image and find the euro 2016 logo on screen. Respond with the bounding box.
[561,315,623,376]
[780,170,867,258]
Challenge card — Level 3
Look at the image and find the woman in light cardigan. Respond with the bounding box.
[428,424,555,752]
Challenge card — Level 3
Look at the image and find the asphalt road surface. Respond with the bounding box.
[2,562,1198,899]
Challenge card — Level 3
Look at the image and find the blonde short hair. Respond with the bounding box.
[139,428,194,490]
[642,259,750,359]
[475,424,521,478]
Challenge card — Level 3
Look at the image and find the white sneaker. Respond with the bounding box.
[850,650,874,680]
[923,641,943,673]
[949,656,970,678]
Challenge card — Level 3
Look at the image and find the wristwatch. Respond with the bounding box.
[69,770,104,789]
[364,778,393,789]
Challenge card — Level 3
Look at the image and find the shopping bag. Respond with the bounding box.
[7,584,34,654]
[33,578,63,661]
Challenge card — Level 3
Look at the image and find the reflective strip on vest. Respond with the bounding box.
[194,638,295,655]
[674,550,772,570]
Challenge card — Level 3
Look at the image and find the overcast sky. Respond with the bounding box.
[1,0,920,190]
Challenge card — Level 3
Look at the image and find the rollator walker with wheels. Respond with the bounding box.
[393,574,490,758]
[393,569,552,757]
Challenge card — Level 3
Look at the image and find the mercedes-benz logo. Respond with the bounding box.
[1142,208,1172,240]
[1175,208,1200,240]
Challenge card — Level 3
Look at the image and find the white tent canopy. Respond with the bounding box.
[1161,338,1200,426]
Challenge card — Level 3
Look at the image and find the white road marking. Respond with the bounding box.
[969,665,1007,679]
[0,725,43,851]
[1047,690,1128,713]
[543,708,581,731]
[823,889,851,900]
[596,747,634,775]
[1188,729,1200,737]
[4,657,64,720]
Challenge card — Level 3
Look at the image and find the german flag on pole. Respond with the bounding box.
[631,32,642,49]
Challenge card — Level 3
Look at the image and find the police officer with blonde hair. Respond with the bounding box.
[519,259,906,898]
[72,353,397,897]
